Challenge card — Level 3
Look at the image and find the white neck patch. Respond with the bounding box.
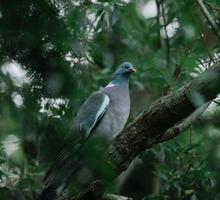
[105,82,116,88]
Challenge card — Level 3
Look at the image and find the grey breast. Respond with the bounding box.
[92,85,130,141]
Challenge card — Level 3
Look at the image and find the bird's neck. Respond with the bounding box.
[107,74,129,88]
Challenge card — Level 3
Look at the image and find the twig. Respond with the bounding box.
[159,101,211,143]
[189,126,192,145]
[156,0,173,95]
[155,0,162,48]
[204,1,220,11]
[185,0,214,62]
[196,0,220,41]
[103,194,133,200]
[160,1,170,68]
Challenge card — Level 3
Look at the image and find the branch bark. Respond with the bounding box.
[159,101,211,143]
[105,63,220,174]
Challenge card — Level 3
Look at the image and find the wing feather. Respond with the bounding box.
[43,91,110,187]
[75,91,110,137]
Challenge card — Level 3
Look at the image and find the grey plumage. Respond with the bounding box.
[94,85,130,140]
[37,62,135,200]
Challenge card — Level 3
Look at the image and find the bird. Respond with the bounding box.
[37,62,136,200]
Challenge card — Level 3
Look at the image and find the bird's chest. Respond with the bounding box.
[93,89,130,141]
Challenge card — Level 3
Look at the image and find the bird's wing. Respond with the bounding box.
[43,91,110,187]
[74,91,110,137]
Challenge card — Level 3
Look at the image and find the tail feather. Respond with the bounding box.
[38,158,82,200]
[38,136,91,200]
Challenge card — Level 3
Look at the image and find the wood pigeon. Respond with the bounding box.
[37,62,136,200]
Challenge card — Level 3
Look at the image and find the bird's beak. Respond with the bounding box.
[128,67,136,73]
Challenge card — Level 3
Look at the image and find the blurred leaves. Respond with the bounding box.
[1,0,220,199]
[136,140,217,200]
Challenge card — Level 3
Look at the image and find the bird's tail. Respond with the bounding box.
[37,136,94,200]
[37,157,82,200]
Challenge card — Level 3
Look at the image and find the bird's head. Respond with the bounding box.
[109,62,136,87]
[114,62,136,78]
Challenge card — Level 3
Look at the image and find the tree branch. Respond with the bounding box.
[158,101,211,143]
[79,64,220,199]
[105,63,220,174]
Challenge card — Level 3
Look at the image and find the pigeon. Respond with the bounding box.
[37,62,136,200]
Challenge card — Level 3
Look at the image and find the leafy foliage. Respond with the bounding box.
[0,0,220,199]
[149,143,216,200]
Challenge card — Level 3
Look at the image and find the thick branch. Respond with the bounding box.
[105,63,220,174]
[79,64,220,199]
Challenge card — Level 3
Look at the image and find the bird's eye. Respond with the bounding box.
[124,65,129,69]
